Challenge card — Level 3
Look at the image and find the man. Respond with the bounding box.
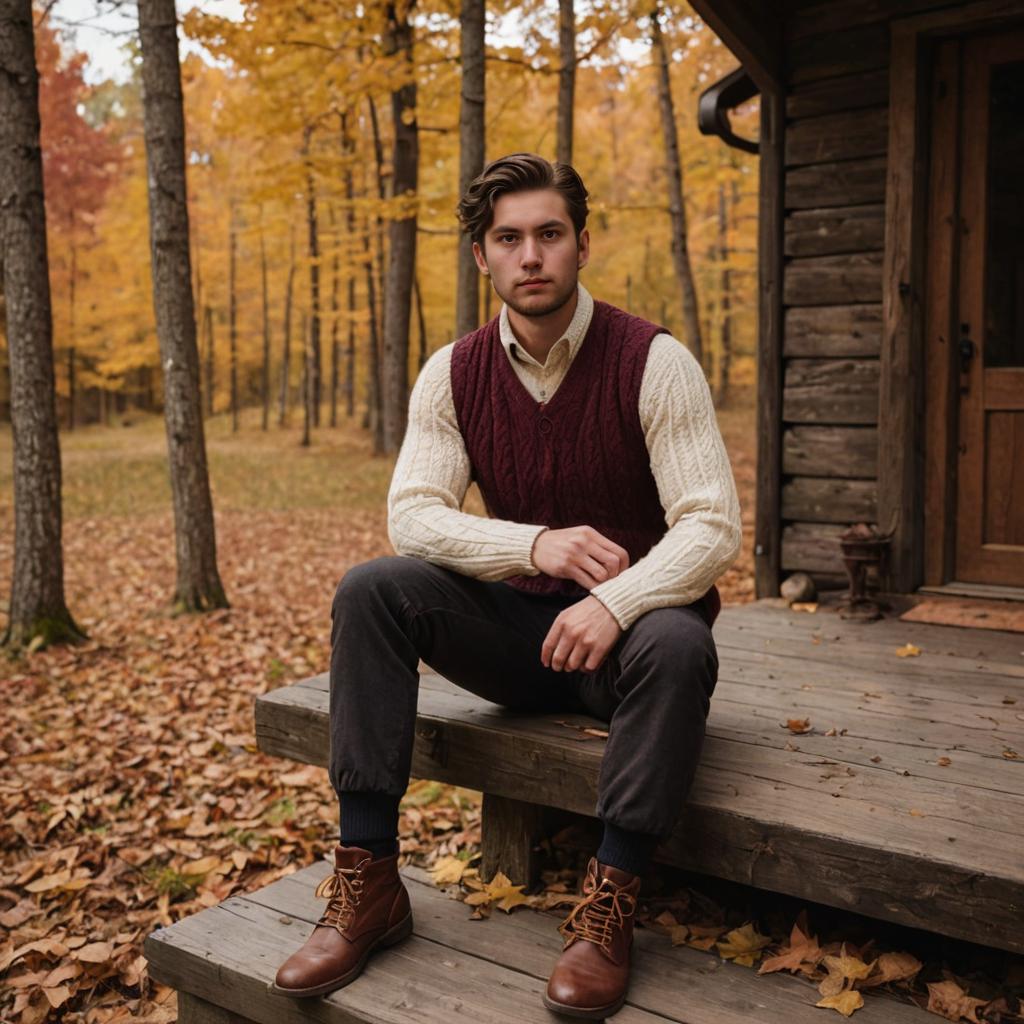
[273,152,741,1019]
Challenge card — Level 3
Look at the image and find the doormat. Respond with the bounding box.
[900,598,1024,633]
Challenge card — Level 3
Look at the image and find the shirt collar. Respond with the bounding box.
[498,283,594,368]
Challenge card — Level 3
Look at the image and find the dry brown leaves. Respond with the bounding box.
[0,507,467,1024]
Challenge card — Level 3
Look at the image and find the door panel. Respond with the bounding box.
[955,31,1024,585]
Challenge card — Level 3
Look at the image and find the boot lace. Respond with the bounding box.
[557,879,637,952]
[315,863,367,934]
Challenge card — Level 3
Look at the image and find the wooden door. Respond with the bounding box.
[954,31,1024,586]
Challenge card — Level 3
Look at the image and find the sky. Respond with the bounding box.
[47,1,655,88]
[47,0,245,84]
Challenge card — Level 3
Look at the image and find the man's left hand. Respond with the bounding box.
[541,596,622,673]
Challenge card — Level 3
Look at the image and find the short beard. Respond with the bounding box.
[495,276,578,320]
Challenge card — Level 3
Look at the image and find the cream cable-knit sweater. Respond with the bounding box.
[387,283,742,631]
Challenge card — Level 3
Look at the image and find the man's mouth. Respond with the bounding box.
[520,279,548,287]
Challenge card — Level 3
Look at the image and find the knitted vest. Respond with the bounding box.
[450,299,720,628]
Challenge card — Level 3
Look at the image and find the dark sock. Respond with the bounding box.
[338,790,401,860]
[595,821,660,878]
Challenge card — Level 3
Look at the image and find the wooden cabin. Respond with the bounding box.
[691,0,1024,602]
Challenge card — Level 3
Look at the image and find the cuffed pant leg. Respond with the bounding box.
[584,605,718,838]
[328,555,579,799]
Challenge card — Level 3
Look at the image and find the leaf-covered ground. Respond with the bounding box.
[1,399,1018,1023]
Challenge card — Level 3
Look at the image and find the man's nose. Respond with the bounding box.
[520,237,542,268]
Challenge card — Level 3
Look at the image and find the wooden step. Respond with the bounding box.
[254,601,1024,957]
[144,859,933,1024]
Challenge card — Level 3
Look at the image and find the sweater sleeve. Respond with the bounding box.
[386,344,547,580]
[588,334,742,631]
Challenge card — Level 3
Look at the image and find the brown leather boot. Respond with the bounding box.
[271,845,412,998]
[543,857,641,1019]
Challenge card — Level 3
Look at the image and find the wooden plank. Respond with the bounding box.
[787,0,940,40]
[781,476,876,523]
[179,993,255,1024]
[786,107,888,167]
[781,522,845,573]
[687,0,783,93]
[782,425,878,477]
[145,881,668,1024]
[784,253,882,306]
[921,36,960,586]
[253,865,933,1024]
[756,88,785,600]
[782,359,880,425]
[786,70,888,118]
[786,156,886,210]
[480,794,546,886]
[878,21,930,594]
[786,23,890,85]
[784,206,885,259]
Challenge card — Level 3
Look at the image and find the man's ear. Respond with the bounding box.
[472,240,489,275]
[576,227,590,270]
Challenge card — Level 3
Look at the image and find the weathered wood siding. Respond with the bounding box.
[776,0,904,584]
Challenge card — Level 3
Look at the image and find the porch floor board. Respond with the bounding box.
[255,600,1024,955]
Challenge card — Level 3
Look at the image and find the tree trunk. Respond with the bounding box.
[715,179,738,406]
[137,0,227,613]
[362,208,383,453]
[650,4,703,367]
[228,201,239,432]
[67,228,76,430]
[328,204,340,428]
[342,115,357,419]
[260,222,271,430]
[0,0,84,649]
[279,225,296,427]
[455,0,484,338]
[203,305,214,417]
[302,125,322,430]
[381,0,419,454]
[556,0,575,166]
[366,94,387,453]
[414,273,428,370]
[300,310,311,448]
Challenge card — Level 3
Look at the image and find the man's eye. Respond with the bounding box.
[543,230,559,239]
[499,234,516,243]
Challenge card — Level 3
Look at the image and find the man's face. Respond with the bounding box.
[473,188,589,319]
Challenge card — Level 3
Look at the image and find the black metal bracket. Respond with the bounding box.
[698,66,759,154]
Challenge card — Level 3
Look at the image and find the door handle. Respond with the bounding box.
[959,323,976,372]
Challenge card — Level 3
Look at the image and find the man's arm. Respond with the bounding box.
[587,334,743,631]
[387,344,547,580]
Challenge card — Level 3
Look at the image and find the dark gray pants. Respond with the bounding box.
[329,556,718,838]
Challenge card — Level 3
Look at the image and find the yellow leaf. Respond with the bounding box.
[715,923,771,966]
[182,855,222,877]
[25,870,71,893]
[860,951,921,988]
[896,643,921,657]
[816,991,864,1017]
[781,718,812,734]
[791,602,818,613]
[430,855,471,886]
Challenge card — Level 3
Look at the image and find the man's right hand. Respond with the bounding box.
[530,526,630,591]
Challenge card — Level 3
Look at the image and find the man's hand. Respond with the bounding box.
[542,596,622,673]
[531,526,630,590]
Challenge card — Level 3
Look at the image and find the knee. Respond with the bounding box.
[621,607,718,700]
[332,555,409,618]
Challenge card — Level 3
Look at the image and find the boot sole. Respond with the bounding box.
[269,911,414,999]
[542,991,627,1019]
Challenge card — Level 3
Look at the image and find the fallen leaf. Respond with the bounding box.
[937,757,952,767]
[860,951,922,988]
[896,643,922,658]
[926,979,987,1022]
[430,855,471,886]
[75,941,114,963]
[782,718,812,734]
[759,912,821,975]
[715,923,771,967]
[791,602,818,613]
[1003,749,1019,760]
[816,991,864,1017]
[819,947,875,997]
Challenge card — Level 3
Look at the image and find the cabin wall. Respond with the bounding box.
[771,0,968,588]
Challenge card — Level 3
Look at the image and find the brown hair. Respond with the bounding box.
[456,152,589,246]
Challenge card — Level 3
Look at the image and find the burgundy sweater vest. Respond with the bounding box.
[450,300,720,629]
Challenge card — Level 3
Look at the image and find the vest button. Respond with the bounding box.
[539,418,552,434]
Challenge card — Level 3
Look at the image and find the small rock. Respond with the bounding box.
[780,572,817,604]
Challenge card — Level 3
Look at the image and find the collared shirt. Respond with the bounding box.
[386,283,742,631]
